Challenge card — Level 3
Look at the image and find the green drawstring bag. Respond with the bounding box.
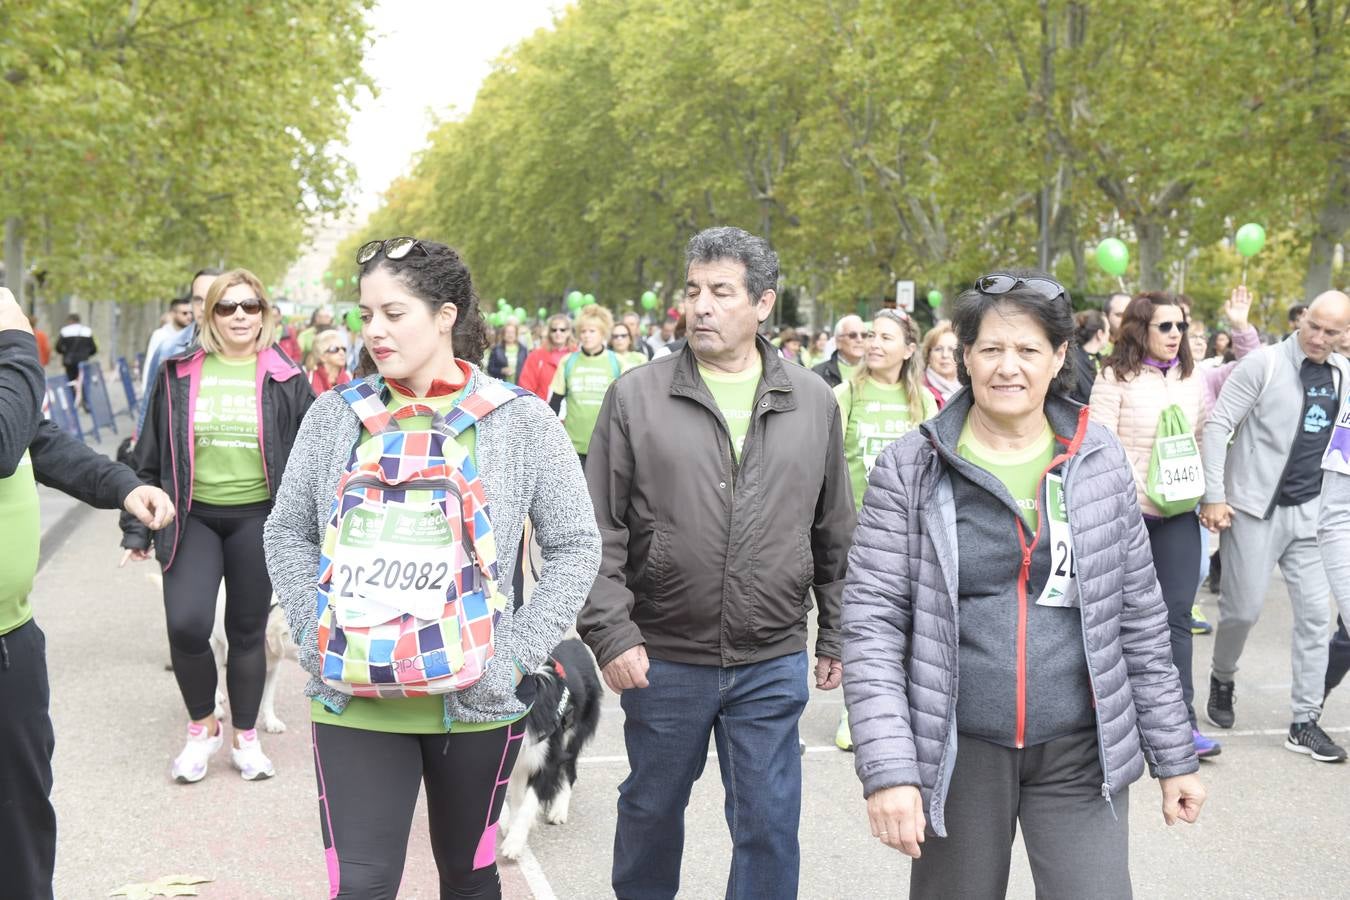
[1146,404,1206,516]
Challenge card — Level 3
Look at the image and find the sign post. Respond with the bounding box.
[895,280,915,313]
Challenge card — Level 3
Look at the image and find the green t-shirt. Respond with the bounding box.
[0,451,40,636]
[550,351,624,454]
[503,344,521,383]
[837,360,860,382]
[311,384,519,734]
[620,350,647,370]
[834,378,939,507]
[192,355,270,506]
[957,417,1055,532]
[699,357,763,461]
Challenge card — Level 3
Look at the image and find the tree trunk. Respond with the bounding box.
[4,217,24,311]
[1303,157,1350,302]
[1134,218,1167,292]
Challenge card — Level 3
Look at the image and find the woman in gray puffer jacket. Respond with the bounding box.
[841,272,1205,899]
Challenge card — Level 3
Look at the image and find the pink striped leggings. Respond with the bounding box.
[311,719,524,899]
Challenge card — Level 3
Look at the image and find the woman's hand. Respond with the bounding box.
[1223,286,1252,332]
[1160,773,1206,825]
[867,785,927,857]
[119,548,152,567]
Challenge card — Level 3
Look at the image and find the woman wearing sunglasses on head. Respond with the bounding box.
[263,237,600,898]
[120,269,314,784]
[308,329,353,394]
[842,270,1205,898]
[1089,287,1257,760]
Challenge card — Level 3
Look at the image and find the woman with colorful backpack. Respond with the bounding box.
[263,237,602,898]
[1088,286,1256,761]
[120,269,314,784]
[548,304,630,465]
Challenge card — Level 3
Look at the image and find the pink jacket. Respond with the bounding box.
[1089,326,1260,517]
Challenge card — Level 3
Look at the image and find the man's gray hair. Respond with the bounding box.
[685,226,779,302]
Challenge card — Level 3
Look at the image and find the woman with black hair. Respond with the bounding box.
[843,271,1204,898]
[264,237,601,897]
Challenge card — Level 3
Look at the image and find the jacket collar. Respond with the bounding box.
[670,334,795,411]
[921,386,1096,462]
[167,345,303,383]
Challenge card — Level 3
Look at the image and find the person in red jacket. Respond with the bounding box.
[518,313,575,398]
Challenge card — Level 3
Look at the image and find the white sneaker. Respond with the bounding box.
[172,721,223,784]
[230,728,276,781]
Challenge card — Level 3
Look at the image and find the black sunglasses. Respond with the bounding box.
[212,298,264,316]
[1152,320,1190,334]
[322,345,347,354]
[975,273,1069,304]
[356,236,429,265]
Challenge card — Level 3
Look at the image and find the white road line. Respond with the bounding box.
[578,727,1350,766]
[517,846,558,900]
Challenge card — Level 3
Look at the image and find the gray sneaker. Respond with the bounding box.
[1285,719,1347,763]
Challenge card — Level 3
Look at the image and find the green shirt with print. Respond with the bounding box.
[835,378,939,507]
[550,351,625,455]
[957,417,1055,532]
[0,451,40,636]
[310,384,521,735]
[699,357,763,461]
[193,354,271,505]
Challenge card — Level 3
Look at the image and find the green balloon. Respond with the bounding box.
[323,271,333,281]
[1095,238,1130,277]
[641,291,658,310]
[344,309,362,332]
[567,291,584,310]
[537,307,548,320]
[1235,222,1266,258]
[334,277,344,288]
[583,293,596,306]
[926,290,943,308]
[514,307,527,322]
[497,298,509,310]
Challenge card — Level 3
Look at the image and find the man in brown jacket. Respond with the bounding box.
[579,226,855,899]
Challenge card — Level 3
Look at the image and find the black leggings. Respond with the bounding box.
[161,501,273,729]
[1146,512,1201,727]
[312,720,525,899]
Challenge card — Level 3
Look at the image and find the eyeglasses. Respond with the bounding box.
[550,326,570,334]
[838,331,864,340]
[323,346,347,355]
[213,298,264,317]
[1151,321,1190,334]
[356,236,429,265]
[611,332,630,340]
[975,273,1069,304]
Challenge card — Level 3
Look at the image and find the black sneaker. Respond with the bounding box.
[1206,676,1236,729]
[1285,719,1348,763]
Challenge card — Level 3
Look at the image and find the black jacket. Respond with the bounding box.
[811,351,856,389]
[578,336,856,668]
[486,342,530,383]
[1,330,141,506]
[120,346,314,569]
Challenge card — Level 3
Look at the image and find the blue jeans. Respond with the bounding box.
[613,652,809,900]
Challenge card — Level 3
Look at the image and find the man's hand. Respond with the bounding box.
[119,547,153,567]
[1198,502,1233,532]
[1160,773,1206,825]
[1222,285,1252,332]
[814,656,843,690]
[0,288,33,334]
[123,485,175,531]
[867,785,927,858]
[601,644,650,694]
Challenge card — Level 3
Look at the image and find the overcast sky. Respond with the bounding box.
[346,0,564,213]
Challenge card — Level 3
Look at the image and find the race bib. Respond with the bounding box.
[1154,432,1205,503]
[330,501,456,626]
[1036,473,1078,608]
[1324,397,1350,475]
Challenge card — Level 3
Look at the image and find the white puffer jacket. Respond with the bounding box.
[1089,364,1207,517]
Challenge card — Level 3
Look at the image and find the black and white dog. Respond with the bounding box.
[499,638,601,859]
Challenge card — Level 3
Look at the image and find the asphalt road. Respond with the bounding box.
[35,501,1350,899]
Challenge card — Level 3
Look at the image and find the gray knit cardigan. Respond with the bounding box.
[262,367,602,725]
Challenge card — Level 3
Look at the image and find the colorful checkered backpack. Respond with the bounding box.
[314,376,529,698]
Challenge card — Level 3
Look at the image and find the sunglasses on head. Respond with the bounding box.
[356,236,429,265]
[974,273,1069,304]
[1152,320,1190,334]
[212,298,264,317]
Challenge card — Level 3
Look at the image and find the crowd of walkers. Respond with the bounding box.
[3,222,1349,899]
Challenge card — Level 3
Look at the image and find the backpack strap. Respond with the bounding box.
[435,381,532,438]
[338,379,402,435]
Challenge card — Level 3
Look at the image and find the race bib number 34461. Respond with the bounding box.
[331,503,456,625]
[1156,433,1205,502]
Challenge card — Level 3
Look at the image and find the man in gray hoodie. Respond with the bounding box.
[1200,290,1350,762]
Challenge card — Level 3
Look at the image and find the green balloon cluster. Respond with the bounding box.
[641,290,659,310]
[1096,238,1130,277]
[1235,222,1266,257]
